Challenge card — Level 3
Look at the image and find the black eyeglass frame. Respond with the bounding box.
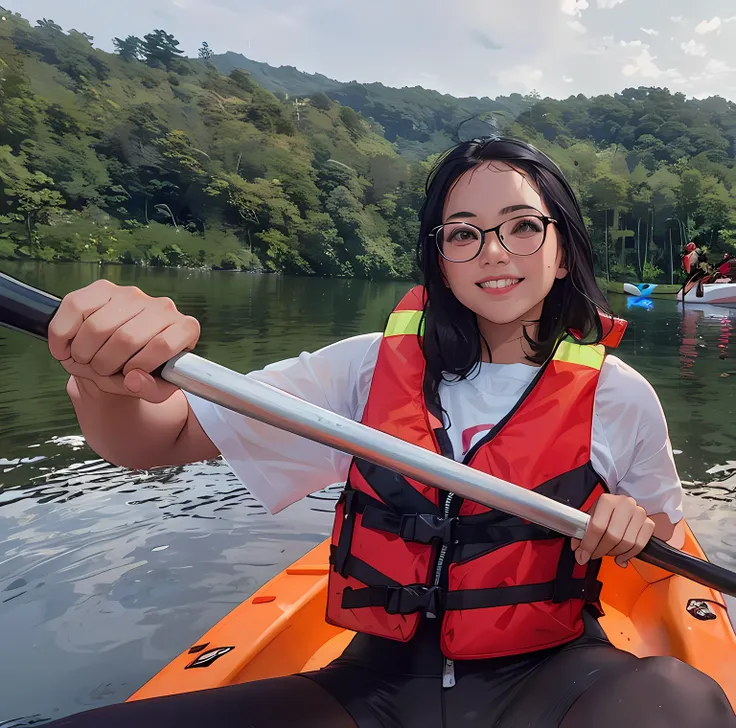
[430,214,559,262]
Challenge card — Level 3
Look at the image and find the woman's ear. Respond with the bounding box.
[556,245,569,280]
[555,264,569,280]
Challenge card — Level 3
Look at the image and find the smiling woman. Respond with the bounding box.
[40,136,734,727]
[419,138,610,382]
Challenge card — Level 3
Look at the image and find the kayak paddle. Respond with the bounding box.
[1,270,736,597]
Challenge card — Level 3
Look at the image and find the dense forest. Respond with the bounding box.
[2,8,736,283]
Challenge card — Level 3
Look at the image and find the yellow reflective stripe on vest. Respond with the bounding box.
[384,310,424,338]
[553,340,605,370]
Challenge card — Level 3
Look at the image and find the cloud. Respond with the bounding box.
[695,17,722,34]
[671,16,683,23]
[15,0,736,104]
[640,28,659,36]
[560,0,588,17]
[621,48,681,81]
[705,58,735,75]
[567,20,587,34]
[563,76,574,83]
[597,0,626,7]
[471,30,502,50]
[497,64,543,91]
[619,39,645,47]
[681,39,707,56]
[690,58,736,84]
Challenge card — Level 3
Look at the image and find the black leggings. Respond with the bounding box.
[43,617,734,728]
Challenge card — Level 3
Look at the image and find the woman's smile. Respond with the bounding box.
[476,276,524,294]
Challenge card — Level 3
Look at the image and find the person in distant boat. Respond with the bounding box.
[717,253,736,283]
[42,138,735,728]
[682,242,699,275]
[683,245,736,294]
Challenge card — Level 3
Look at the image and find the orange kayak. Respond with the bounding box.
[128,522,736,707]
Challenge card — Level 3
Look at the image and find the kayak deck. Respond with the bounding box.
[129,524,736,707]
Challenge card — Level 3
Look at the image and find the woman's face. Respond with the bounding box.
[438,161,567,327]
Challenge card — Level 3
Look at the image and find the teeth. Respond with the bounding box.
[479,279,520,289]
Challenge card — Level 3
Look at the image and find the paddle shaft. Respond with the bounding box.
[2,271,736,597]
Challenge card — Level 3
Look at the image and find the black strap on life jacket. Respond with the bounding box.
[341,578,602,614]
[332,489,357,577]
[338,488,555,544]
[362,501,555,547]
[332,542,602,616]
[333,464,606,615]
[352,458,441,516]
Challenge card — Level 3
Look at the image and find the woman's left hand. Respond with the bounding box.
[571,493,655,568]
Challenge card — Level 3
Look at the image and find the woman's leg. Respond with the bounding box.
[43,675,358,728]
[494,642,735,728]
[559,655,735,728]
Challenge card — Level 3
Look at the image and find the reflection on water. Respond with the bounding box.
[0,262,736,723]
[0,440,338,725]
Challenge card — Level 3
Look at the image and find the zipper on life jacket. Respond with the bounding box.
[432,492,455,589]
[435,492,457,690]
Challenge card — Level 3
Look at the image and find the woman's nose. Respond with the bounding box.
[478,231,510,265]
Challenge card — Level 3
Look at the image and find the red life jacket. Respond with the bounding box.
[326,286,625,659]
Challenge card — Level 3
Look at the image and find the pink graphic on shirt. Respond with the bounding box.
[461,424,496,454]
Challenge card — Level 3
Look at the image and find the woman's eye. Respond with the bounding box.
[512,218,543,235]
[449,230,477,244]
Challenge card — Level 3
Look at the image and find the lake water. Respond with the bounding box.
[1,261,735,725]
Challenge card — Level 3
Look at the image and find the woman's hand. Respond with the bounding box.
[48,279,200,403]
[571,493,655,568]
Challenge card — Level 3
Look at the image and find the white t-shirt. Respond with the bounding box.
[185,333,684,524]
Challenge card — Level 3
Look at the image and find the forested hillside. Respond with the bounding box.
[211,52,529,159]
[3,7,736,283]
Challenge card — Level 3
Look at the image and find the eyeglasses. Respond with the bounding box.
[430,215,558,263]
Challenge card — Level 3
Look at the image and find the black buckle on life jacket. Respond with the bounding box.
[385,585,441,616]
[399,514,456,545]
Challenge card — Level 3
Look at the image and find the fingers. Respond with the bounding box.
[589,499,640,561]
[69,294,148,367]
[606,506,648,558]
[573,494,654,567]
[62,360,180,403]
[48,280,116,361]
[574,494,615,565]
[122,315,200,376]
[122,369,181,404]
[51,280,200,403]
[61,358,132,397]
[89,302,181,376]
[614,518,655,567]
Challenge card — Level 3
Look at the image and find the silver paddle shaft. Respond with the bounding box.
[162,352,590,539]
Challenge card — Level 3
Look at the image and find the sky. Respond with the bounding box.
[8,0,736,101]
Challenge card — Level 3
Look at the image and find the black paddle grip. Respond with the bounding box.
[640,536,736,596]
[0,271,61,340]
[0,271,166,377]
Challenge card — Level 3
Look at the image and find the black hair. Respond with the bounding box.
[416,136,611,400]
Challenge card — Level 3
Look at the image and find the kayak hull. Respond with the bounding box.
[128,523,736,709]
[678,283,736,306]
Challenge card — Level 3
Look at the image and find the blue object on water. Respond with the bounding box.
[636,283,658,296]
[627,296,654,310]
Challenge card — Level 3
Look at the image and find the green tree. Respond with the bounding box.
[0,145,65,248]
[36,18,62,33]
[142,29,184,70]
[113,35,143,62]
[310,92,331,111]
[339,106,364,138]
